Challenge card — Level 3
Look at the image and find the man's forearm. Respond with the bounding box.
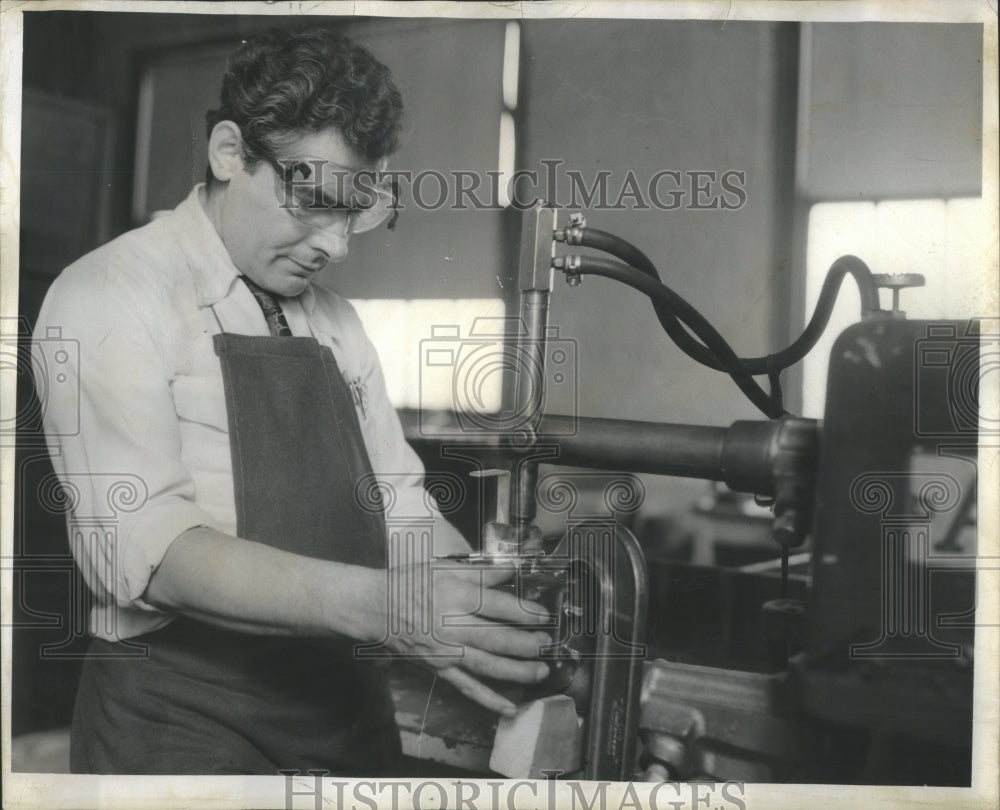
[143,526,384,639]
[143,525,554,715]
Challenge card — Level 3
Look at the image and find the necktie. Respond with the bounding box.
[240,276,293,337]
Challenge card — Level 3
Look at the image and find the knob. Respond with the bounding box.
[872,273,925,316]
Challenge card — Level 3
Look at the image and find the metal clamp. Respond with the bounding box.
[553,212,587,246]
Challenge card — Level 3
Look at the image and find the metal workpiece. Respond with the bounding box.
[471,469,543,556]
[467,461,546,555]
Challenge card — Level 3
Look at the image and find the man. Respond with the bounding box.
[34,27,550,775]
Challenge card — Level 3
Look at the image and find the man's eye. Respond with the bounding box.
[290,190,361,215]
[291,190,333,209]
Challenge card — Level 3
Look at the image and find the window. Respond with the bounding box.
[351,298,506,411]
[802,197,991,417]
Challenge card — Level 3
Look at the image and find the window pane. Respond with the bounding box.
[351,298,506,411]
[802,197,990,417]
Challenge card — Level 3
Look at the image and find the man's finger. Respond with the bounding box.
[431,566,551,625]
[438,615,552,658]
[473,564,518,587]
[477,586,551,626]
[438,563,516,590]
[437,666,518,716]
[460,647,550,685]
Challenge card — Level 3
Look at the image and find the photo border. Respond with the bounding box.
[1,2,997,809]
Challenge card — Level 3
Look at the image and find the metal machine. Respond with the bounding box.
[404,204,982,785]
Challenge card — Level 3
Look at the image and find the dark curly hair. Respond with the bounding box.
[205,28,404,180]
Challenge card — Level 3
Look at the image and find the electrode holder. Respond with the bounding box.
[471,469,542,557]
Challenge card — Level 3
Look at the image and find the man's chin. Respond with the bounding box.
[243,264,316,297]
[280,276,313,297]
[262,270,314,298]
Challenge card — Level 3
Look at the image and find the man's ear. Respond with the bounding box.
[206,121,245,183]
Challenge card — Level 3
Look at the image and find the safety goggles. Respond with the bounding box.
[264,155,396,235]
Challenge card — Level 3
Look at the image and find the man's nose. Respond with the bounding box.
[305,221,350,263]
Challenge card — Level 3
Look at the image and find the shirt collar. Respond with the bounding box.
[167,185,317,314]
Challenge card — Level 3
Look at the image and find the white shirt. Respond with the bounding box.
[34,186,461,640]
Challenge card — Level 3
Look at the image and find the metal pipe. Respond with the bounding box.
[536,416,728,480]
[513,291,550,434]
[512,291,550,529]
[402,412,818,499]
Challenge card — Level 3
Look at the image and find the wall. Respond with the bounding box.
[517,20,799,428]
[797,22,983,201]
[787,22,986,413]
[134,18,511,300]
[20,14,800,433]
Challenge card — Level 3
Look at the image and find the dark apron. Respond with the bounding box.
[70,333,400,775]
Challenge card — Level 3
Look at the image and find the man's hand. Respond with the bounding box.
[146,529,551,714]
[359,561,553,715]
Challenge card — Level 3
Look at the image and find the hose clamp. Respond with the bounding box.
[564,254,582,286]
[553,212,587,246]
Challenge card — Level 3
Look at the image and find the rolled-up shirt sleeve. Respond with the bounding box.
[34,259,221,611]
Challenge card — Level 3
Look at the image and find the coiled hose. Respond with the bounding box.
[567,255,787,418]
[577,228,880,374]
[563,227,882,417]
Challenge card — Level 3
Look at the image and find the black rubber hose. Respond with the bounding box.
[572,256,786,418]
[767,254,881,370]
[577,229,880,374]
[578,229,718,367]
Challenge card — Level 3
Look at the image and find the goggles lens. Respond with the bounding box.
[268,156,394,234]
